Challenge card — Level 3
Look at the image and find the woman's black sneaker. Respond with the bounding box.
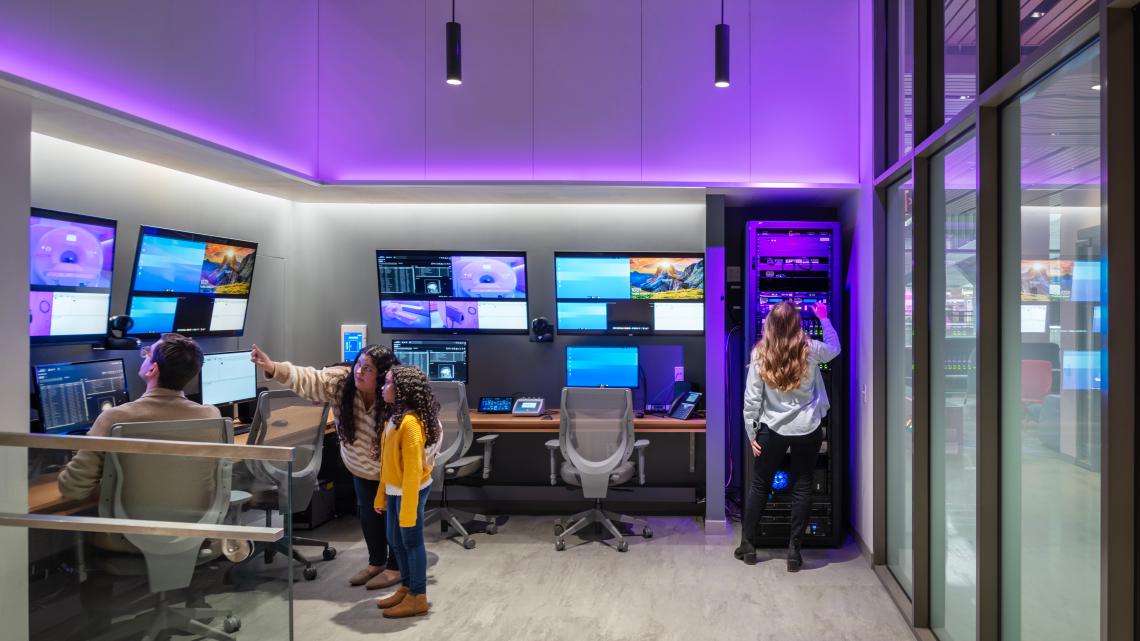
[787,538,803,572]
[733,540,758,565]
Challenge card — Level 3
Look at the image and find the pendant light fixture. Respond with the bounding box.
[446,0,462,85]
[715,0,730,88]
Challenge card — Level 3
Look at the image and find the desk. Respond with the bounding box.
[470,411,705,433]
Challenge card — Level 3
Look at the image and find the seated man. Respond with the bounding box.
[57,332,222,551]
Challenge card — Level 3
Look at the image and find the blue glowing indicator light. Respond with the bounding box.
[773,470,790,491]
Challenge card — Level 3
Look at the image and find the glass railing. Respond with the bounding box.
[2,425,298,641]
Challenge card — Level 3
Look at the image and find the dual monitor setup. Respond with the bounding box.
[30,207,259,343]
[377,251,705,335]
[33,350,258,435]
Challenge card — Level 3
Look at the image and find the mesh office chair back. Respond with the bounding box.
[559,387,634,498]
[248,390,329,513]
[103,418,233,592]
[429,381,472,483]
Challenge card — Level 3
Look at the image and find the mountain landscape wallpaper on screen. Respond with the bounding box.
[630,257,704,300]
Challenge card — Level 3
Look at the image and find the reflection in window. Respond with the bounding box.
[886,175,915,596]
[931,132,977,641]
[1001,44,1101,641]
[900,0,915,156]
[944,0,977,123]
[1020,0,1096,57]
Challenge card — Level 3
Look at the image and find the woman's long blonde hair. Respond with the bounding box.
[751,302,810,392]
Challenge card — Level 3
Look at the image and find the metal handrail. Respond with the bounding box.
[0,512,283,541]
[0,432,293,462]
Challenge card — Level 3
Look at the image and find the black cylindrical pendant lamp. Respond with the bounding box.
[446,21,462,85]
[714,22,730,88]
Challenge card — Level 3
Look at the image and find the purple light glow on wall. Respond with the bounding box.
[2,0,860,186]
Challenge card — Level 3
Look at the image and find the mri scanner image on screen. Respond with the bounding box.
[376,251,529,333]
[29,208,118,343]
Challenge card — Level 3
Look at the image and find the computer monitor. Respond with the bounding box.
[1020,304,1048,334]
[565,346,639,388]
[392,339,469,383]
[34,359,130,434]
[200,350,257,406]
[127,226,258,337]
[29,208,118,344]
[376,250,529,334]
[554,253,704,335]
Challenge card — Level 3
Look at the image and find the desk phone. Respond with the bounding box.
[512,397,545,416]
[669,391,702,420]
[479,396,514,414]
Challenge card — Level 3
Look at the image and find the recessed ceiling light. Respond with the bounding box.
[959,95,970,100]
[1030,11,1045,18]
[1091,84,1101,91]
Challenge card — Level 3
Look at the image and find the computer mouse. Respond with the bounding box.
[635,411,645,418]
[540,415,553,421]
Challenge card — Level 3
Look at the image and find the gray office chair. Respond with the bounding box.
[546,388,652,552]
[245,389,335,580]
[424,381,499,549]
[92,418,241,641]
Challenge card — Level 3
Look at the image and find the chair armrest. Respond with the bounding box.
[545,439,560,486]
[477,434,499,479]
[634,439,650,485]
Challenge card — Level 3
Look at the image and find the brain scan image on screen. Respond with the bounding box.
[451,256,526,298]
[29,217,114,288]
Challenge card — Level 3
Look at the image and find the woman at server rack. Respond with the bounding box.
[735,301,840,571]
[249,343,404,590]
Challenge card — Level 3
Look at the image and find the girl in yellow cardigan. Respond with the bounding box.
[373,366,440,618]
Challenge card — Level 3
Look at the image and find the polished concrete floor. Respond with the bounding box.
[286,515,915,641]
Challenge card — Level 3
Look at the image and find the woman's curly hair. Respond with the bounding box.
[751,302,810,392]
[379,365,441,448]
[336,345,399,456]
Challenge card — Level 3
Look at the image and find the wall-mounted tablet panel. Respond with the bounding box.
[29,208,118,344]
[126,226,258,337]
[554,252,704,335]
[376,251,528,334]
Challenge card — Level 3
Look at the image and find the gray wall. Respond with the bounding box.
[29,134,294,399]
[289,202,707,405]
[0,85,31,640]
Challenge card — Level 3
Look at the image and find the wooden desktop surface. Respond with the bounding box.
[28,409,704,514]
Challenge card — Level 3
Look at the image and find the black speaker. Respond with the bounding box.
[529,316,553,342]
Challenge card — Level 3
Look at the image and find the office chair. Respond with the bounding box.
[91,418,241,641]
[546,387,652,552]
[245,389,335,580]
[424,381,499,549]
[1020,359,1054,426]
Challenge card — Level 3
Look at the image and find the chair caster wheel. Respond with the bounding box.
[463,538,476,550]
[323,547,337,560]
[555,539,566,551]
[303,567,317,581]
[486,523,498,535]
[617,540,629,553]
[643,527,653,539]
[223,616,242,633]
[553,524,564,536]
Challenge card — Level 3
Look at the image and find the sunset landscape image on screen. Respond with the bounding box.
[201,243,256,295]
[630,257,704,300]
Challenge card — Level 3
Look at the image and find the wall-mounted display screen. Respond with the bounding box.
[29,208,118,344]
[1020,304,1049,334]
[126,226,258,337]
[392,339,469,383]
[554,253,704,335]
[34,358,129,434]
[565,345,639,388]
[376,251,528,333]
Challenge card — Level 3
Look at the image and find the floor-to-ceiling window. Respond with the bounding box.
[944,0,977,123]
[930,132,977,641]
[1000,44,1102,641]
[886,175,915,597]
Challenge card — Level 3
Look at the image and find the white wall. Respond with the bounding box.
[29,134,294,392]
[0,86,31,640]
[288,202,707,403]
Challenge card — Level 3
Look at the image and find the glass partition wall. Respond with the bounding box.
[875,1,1134,640]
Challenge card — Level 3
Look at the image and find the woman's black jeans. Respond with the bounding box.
[352,475,399,569]
[741,425,822,546]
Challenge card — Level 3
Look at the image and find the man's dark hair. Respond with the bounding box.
[152,333,204,391]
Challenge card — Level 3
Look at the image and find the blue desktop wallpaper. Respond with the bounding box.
[129,297,178,334]
[557,302,608,330]
[556,257,630,300]
[134,235,207,293]
[566,346,639,387]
